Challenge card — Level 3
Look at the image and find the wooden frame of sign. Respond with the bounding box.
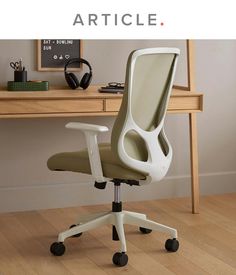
[37,40,83,72]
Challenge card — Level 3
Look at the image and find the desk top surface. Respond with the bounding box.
[0,85,202,99]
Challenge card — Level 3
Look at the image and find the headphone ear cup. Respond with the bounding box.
[65,72,80,89]
[80,73,92,89]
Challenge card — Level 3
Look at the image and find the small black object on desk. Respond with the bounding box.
[10,58,27,82]
[14,70,27,82]
[99,82,124,93]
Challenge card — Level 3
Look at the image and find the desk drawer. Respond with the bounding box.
[0,99,104,114]
[168,96,202,112]
[105,99,122,112]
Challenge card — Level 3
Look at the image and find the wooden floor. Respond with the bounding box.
[0,193,235,275]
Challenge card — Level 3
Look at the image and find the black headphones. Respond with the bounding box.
[64,58,92,90]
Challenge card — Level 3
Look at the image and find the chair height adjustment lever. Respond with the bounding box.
[94,181,107,189]
[126,179,140,186]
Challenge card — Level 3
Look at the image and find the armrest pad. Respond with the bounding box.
[66,122,109,133]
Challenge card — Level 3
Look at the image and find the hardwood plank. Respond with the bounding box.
[147,198,236,270]
[178,236,236,275]
[124,226,208,275]
[61,258,108,275]
[0,213,72,275]
[0,194,235,274]
[0,231,37,275]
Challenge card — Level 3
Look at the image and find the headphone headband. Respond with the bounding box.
[64,58,92,72]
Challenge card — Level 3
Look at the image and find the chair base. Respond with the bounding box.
[53,210,178,256]
[50,181,179,266]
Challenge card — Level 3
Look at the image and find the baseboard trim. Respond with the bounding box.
[0,171,236,213]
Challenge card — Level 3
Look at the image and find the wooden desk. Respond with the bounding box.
[0,86,203,213]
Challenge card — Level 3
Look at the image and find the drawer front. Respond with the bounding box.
[168,96,202,112]
[105,96,202,113]
[0,99,104,114]
[105,99,122,112]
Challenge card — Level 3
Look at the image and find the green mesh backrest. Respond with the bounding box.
[111,49,177,166]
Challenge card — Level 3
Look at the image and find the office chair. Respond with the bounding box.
[48,48,180,267]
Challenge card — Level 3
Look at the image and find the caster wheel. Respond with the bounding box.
[69,224,83,238]
[112,252,128,267]
[165,238,179,252]
[50,242,65,256]
[139,227,152,234]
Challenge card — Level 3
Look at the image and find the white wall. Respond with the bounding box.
[0,40,235,212]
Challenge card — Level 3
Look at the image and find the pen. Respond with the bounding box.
[19,58,23,71]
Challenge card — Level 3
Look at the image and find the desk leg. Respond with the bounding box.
[189,113,200,214]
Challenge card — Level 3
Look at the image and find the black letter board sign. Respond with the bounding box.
[37,40,82,71]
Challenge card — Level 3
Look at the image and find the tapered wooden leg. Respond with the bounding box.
[189,113,200,214]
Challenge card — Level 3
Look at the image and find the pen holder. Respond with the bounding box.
[14,70,27,82]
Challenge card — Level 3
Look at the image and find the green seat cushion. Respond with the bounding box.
[47,143,146,180]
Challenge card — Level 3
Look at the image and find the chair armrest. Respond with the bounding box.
[66,122,108,133]
[65,122,109,183]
